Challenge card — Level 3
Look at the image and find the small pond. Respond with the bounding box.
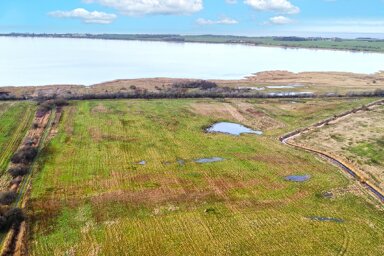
[195,157,224,164]
[285,175,311,182]
[207,122,263,136]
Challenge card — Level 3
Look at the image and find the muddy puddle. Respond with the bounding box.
[285,175,311,182]
[195,157,224,163]
[207,122,262,136]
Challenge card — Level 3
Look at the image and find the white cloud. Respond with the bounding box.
[225,0,238,4]
[49,8,117,24]
[84,0,203,16]
[269,15,292,24]
[197,17,239,25]
[244,0,300,14]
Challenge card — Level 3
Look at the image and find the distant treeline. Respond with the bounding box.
[3,33,384,42]
[2,33,384,52]
[1,81,383,102]
[33,88,384,102]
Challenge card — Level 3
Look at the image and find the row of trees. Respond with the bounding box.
[63,89,384,101]
[172,80,218,89]
[1,84,384,102]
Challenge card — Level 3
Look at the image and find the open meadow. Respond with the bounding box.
[0,102,35,179]
[26,98,384,255]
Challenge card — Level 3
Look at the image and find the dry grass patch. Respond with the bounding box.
[295,104,384,190]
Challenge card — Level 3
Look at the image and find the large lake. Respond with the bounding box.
[0,37,383,86]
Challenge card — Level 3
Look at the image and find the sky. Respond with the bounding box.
[1,0,384,37]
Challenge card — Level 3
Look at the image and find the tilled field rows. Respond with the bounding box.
[28,99,384,256]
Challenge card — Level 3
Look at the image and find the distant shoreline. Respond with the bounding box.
[1,71,383,101]
[2,33,384,53]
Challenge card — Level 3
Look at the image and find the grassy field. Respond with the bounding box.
[28,98,384,255]
[183,35,384,53]
[0,102,35,177]
[295,103,384,191]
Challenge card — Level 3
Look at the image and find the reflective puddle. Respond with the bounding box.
[285,175,311,182]
[267,84,304,89]
[207,122,262,136]
[195,157,224,163]
[309,216,344,223]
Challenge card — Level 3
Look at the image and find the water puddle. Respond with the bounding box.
[195,157,224,164]
[207,122,263,136]
[267,84,304,89]
[309,216,344,223]
[267,92,314,97]
[238,84,304,91]
[238,86,265,91]
[285,175,311,182]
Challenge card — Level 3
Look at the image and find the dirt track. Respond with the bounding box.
[280,99,384,204]
[0,108,57,256]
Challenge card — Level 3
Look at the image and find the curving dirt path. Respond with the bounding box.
[280,99,384,204]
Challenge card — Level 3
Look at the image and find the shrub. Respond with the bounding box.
[8,165,29,177]
[52,98,69,107]
[11,146,38,164]
[36,98,69,117]
[10,177,23,185]
[0,192,17,205]
[0,207,24,231]
[173,80,217,90]
[24,137,36,147]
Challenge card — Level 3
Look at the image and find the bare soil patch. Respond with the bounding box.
[190,101,283,130]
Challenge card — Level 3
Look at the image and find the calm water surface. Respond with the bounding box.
[207,122,263,136]
[285,175,311,182]
[1,37,383,86]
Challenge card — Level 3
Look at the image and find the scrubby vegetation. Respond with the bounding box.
[0,192,17,205]
[173,80,217,89]
[36,98,69,117]
[0,207,24,232]
[8,165,29,178]
[11,146,38,164]
[294,104,384,191]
